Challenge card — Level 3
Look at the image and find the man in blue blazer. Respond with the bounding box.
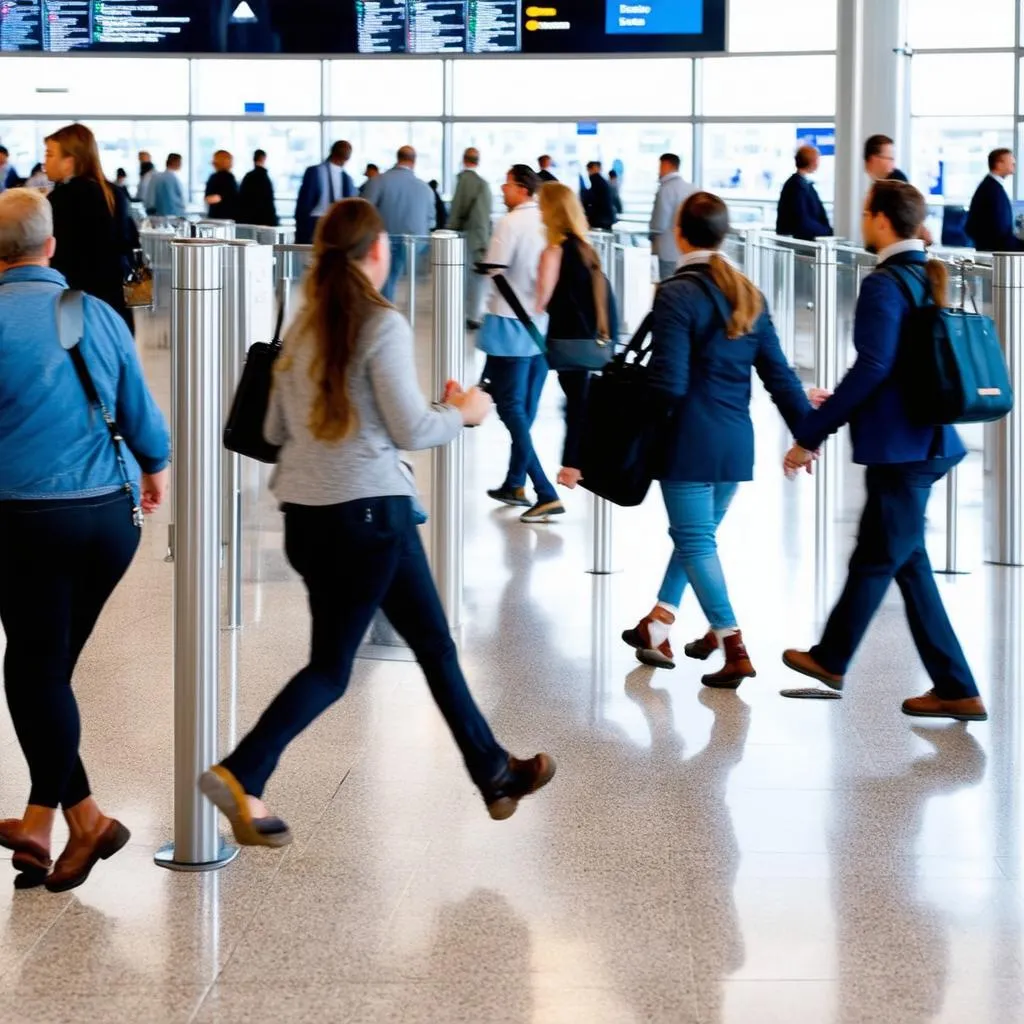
[294,141,356,244]
[782,180,987,723]
[776,146,832,241]
[965,147,1024,253]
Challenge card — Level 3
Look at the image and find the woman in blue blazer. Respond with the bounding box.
[622,192,813,686]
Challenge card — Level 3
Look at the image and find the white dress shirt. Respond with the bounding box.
[483,199,549,321]
[876,238,925,264]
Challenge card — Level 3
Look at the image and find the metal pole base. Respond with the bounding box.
[154,840,239,872]
[934,569,970,577]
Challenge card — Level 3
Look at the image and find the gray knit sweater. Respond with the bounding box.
[265,307,462,506]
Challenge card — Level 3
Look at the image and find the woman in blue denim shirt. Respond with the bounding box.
[0,189,170,892]
[622,192,813,687]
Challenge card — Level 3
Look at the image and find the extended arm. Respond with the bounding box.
[369,313,463,450]
[753,311,813,434]
[535,246,563,313]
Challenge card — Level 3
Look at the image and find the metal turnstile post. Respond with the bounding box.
[406,236,418,327]
[155,239,238,873]
[430,232,467,628]
[589,495,615,575]
[988,254,1024,566]
[813,241,839,615]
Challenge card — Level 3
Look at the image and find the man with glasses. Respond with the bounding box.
[477,165,563,524]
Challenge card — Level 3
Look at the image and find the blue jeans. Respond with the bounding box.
[222,497,509,796]
[382,237,408,304]
[812,457,979,699]
[484,354,557,504]
[658,481,739,630]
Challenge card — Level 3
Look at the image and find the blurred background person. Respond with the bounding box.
[447,147,492,329]
[205,149,239,221]
[237,148,279,227]
[776,145,833,241]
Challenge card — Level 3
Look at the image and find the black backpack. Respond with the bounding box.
[884,263,1014,426]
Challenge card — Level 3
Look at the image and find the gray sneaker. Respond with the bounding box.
[520,499,566,524]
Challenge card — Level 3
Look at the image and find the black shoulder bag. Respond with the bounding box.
[56,290,144,528]
[223,302,286,464]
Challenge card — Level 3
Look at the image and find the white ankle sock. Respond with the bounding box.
[647,603,677,649]
[714,627,739,642]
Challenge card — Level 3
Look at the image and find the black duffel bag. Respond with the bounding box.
[224,304,285,464]
[578,310,669,507]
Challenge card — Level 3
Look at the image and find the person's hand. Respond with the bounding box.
[808,388,831,409]
[448,386,493,426]
[442,379,464,403]
[207,194,222,205]
[141,468,169,514]
[783,445,816,479]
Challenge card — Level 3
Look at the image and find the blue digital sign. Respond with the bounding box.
[605,0,704,35]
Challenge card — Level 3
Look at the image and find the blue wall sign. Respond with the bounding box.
[577,122,599,136]
[244,102,265,115]
[795,127,835,157]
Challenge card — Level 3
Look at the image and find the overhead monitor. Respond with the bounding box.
[0,1,727,55]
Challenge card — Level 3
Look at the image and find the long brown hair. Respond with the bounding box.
[677,191,763,339]
[45,123,115,215]
[538,181,610,341]
[287,198,391,443]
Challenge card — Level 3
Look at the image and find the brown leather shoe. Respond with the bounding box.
[484,754,557,821]
[45,819,130,893]
[622,606,676,669]
[684,631,719,662]
[0,819,51,889]
[782,649,844,691]
[702,632,757,689]
[902,690,988,722]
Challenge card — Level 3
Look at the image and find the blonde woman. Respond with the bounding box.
[535,181,614,489]
[201,200,555,843]
[621,192,811,687]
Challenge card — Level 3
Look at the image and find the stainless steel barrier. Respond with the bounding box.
[235,225,295,248]
[589,495,615,575]
[988,253,1024,567]
[193,220,236,240]
[155,239,238,873]
[430,232,467,627]
[812,240,840,614]
[589,230,615,278]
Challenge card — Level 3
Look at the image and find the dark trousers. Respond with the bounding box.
[812,458,979,699]
[557,370,590,470]
[0,492,140,808]
[483,354,556,503]
[222,497,508,797]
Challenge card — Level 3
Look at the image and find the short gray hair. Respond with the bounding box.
[0,188,54,263]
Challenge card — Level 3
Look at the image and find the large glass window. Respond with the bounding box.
[0,57,188,116]
[728,0,837,52]
[190,121,323,215]
[911,54,1015,117]
[909,118,1013,203]
[326,122,444,191]
[908,0,1015,49]
[325,60,443,117]
[701,122,835,202]
[453,59,692,118]
[699,57,836,117]
[190,60,321,117]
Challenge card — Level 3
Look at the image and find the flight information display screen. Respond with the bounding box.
[0,1,726,54]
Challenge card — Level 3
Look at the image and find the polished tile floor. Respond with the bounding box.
[1,308,1022,1024]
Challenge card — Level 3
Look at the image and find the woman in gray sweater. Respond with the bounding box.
[201,200,554,844]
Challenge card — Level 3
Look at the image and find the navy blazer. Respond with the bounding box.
[796,250,966,465]
[965,175,1023,253]
[295,162,356,244]
[649,265,811,483]
[776,173,833,241]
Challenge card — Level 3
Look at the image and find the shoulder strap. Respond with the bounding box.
[879,263,930,308]
[668,266,733,330]
[56,291,142,524]
[620,268,721,358]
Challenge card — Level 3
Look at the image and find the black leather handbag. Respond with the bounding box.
[223,304,285,464]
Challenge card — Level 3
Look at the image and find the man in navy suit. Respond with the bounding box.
[965,147,1024,253]
[294,141,356,244]
[782,180,987,724]
[776,145,832,240]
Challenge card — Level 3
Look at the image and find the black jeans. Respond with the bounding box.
[0,492,140,808]
[557,370,590,470]
[222,497,508,797]
[812,457,979,700]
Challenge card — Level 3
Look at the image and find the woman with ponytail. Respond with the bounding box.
[201,200,555,845]
[622,191,813,687]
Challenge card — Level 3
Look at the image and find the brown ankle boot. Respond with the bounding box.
[701,632,757,689]
[622,606,676,669]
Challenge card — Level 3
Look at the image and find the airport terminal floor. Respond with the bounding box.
[1,309,1022,1024]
